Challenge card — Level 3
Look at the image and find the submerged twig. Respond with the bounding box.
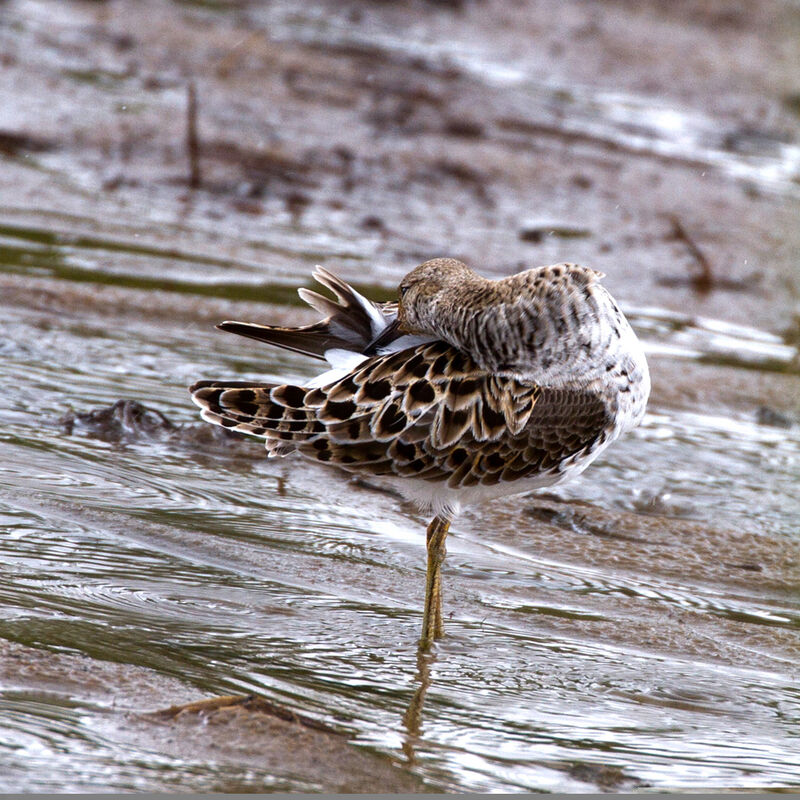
[667,213,713,292]
[657,214,757,294]
[186,81,201,189]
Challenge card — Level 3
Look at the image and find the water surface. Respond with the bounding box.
[1,0,799,790]
[1,220,798,792]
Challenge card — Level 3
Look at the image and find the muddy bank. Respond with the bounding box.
[0,639,427,793]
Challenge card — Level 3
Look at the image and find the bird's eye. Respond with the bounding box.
[399,285,410,298]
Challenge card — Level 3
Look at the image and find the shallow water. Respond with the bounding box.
[2,0,800,790]
[1,216,799,792]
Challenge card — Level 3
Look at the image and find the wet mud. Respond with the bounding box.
[0,639,425,793]
[1,0,799,793]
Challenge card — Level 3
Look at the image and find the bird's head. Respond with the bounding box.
[397,258,475,334]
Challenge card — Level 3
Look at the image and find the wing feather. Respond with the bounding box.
[190,340,613,487]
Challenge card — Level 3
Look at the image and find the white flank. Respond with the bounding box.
[354,288,388,338]
[306,348,369,388]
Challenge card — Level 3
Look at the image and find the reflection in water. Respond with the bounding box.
[401,648,437,766]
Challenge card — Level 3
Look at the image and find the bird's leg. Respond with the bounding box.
[420,515,450,650]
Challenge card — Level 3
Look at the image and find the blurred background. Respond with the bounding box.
[0,0,799,793]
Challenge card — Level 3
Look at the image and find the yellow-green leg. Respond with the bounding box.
[419,515,450,650]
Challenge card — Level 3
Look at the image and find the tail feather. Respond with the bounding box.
[216,320,341,360]
[217,266,393,360]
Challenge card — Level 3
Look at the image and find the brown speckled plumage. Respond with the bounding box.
[192,340,612,490]
[190,259,650,647]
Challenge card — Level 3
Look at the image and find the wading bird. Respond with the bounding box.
[191,259,650,649]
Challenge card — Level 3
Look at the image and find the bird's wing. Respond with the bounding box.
[217,266,394,361]
[190,340,612,487]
